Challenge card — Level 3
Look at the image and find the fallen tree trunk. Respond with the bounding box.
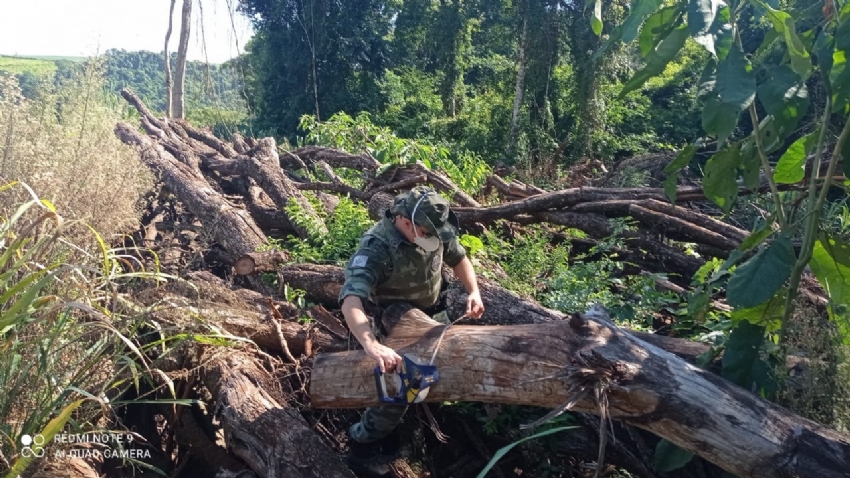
[199,347,354,478]
[115,122,267,260]
[201,138,328,239]
[310,304,850,478]
[234,250,290,275]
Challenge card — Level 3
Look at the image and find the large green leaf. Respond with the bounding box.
[591,0,604,36]
[716,45,756,109]
[831,49,850,113]
[756,1,813,80]
[710,6,734,61]
[702,97,741,146]
[774,133,815,184]
[757,65,810,138]
[689,0,720,54]
[639,5,685,57]
[722,320,769,391]
[730,292,785,331]
[809,239,850,307]
[622,0,663,43]
[664,145,697,203]
[818,232,850,269]
[837,6,850,51]
[738,217,776,251]
[739,137,761,190]
[727,236,795,309]
[653,439,694,472]
[621,24,689,96]
[816,31,835,95]
[702,143,741,212]
[697,58,718,100]
[810,238,850,344]
[700,47,755,145]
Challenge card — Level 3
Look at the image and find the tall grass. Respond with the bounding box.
[0,184,162,474]
[0,61,176,475]
[0,60,153,249]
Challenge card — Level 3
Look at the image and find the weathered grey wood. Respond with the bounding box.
[201,138,328,239]
[199,349,354,478]
[310,305,850,478]
[115,122,266,259]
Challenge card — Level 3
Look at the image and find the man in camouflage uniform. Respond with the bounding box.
[339,186,485,471]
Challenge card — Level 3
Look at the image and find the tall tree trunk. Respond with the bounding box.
[173,0,193,119]
[297,0,320,120]
[164,0,177,118]
[508,15,529,156]
[565,0,606,161]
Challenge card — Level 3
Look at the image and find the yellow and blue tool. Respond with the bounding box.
[374,353,440,404]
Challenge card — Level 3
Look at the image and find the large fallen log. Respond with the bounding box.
[201,137,328,239]
[115,122,267,260]
[199,347,354,478]
[310,304,850,478]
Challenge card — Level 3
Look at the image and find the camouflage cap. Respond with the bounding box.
[390,186,459,242]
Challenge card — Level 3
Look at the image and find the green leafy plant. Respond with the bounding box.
[298,112,491,195]
[0,183,190,476]
[280,195,373,265]
[607,0,850,445]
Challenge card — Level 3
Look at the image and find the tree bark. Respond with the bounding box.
[279,264,345,308]
[172,0,192,119]
[199,348,353,478]
[115,122,266,260]
[508,15,528,154]
[291,146,381,171]
[310,304,850,478]
[201,137,328,239]
[163,0,177,118]
[234,250,290,275]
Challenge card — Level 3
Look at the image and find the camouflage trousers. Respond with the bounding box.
[349,306,449,444]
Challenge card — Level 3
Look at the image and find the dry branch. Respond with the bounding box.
[292,146,381,171]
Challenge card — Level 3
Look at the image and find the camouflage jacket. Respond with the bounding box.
[339,214,466,309]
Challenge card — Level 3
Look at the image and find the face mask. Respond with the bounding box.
[410,192,441,252]
[413,229,440,252]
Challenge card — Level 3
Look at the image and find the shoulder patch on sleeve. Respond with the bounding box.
[351,255,369,268]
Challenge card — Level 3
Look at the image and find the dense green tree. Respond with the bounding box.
[239,0,397,135]
[239,0,710,168]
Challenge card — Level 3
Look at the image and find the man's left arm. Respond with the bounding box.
[452,256,484,318]
[444,238,484,318]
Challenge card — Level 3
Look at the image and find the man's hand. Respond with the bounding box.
[466,290,485,319]
[365,342,403,373]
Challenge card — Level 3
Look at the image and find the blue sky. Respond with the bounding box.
[0,0,254,63]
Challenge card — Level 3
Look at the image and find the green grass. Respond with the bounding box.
[21,55,86,62]
[0,56,57,76]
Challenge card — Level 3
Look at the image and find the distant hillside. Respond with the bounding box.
[101,49,247,116]
[0,50,248,127]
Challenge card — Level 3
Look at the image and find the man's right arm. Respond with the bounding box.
[341,295,402,373]
[338,242,402,372]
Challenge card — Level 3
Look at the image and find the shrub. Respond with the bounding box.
[0,61,153,249]
[0,186,176,476]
